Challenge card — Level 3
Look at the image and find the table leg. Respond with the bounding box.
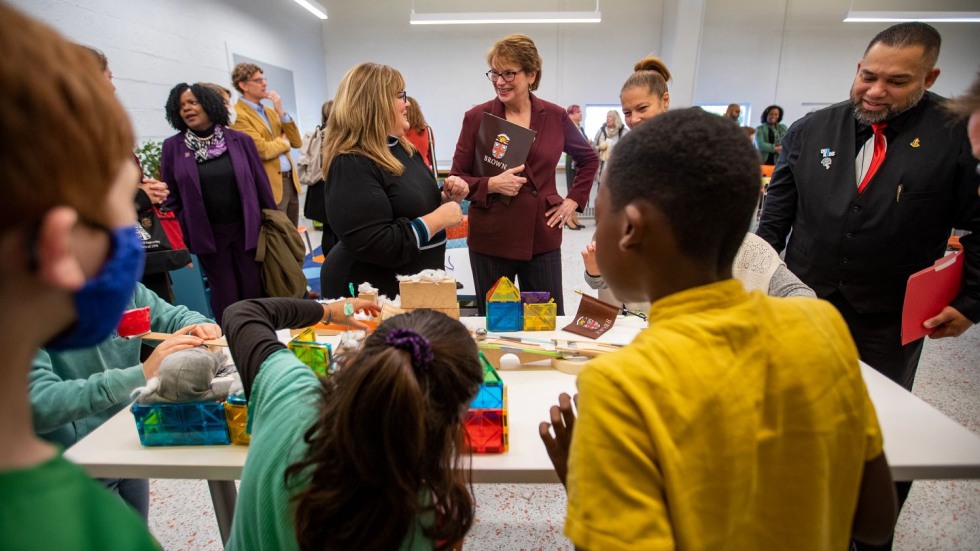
[207,480,238,544]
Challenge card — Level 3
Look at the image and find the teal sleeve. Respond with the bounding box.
[755,125,776,154]
[29,349,146,434]
[134,283,212,334]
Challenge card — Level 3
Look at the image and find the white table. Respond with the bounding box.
[64,316,980,540]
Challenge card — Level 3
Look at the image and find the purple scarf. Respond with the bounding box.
[184,125,228,163]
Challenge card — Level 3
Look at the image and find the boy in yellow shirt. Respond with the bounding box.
[540,108,897,550]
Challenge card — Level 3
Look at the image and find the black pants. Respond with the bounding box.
[825,292,925,392]
[469,248,564,316]
[827,292,920,551]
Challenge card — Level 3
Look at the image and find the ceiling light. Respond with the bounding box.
[409,10,601,25]
[294,0,328,20]
[844,10,980,22]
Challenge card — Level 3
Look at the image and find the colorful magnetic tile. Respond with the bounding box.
[479,351,503,384]
[224,396,250,445]
[288,330,333,377]
[131,402,230,446]
[463,409,509,453]
[520,291,550,304]
[487,301,522,332]
[486,276,521,302]
[470,383,506,410]
[523,302,557,331]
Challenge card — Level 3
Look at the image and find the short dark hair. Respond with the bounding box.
[164,82,229,132]
[865,22,941,68]
[604,108,760,271]
[83,46,108,72]
[760,105,783,124]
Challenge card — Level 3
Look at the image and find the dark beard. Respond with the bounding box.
[851,87,925,125]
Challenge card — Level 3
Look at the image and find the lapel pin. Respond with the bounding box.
[819,148,835,170]
[910,137,920,148]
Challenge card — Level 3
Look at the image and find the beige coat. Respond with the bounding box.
[232,99,302,204]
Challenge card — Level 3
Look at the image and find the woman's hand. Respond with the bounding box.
[139,178,170,205]
[546,198,580,228]
[442,176,469,202]
[488,164,526,196]
[422,201,463,235]
[581,241,600,277]
[322,299,382,330]
[141,325,205,381]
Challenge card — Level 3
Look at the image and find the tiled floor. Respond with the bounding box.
[144,192,980,550]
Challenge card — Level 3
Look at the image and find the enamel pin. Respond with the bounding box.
[820,148,835,170]
[910,137,920,148]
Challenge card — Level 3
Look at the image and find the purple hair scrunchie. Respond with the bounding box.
[385,328,434,374]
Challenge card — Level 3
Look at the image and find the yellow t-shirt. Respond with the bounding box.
[565,279,882,551]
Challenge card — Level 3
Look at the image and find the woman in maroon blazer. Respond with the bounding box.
[450,34,598,315]
[161,83,277,323]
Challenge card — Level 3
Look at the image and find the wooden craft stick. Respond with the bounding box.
[140,332,229,347]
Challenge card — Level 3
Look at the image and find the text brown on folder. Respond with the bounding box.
[901,250,964,345]
[474,112,536,206]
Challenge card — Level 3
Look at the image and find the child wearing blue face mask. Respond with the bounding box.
[0,4,160,548]
[30,283,220,518]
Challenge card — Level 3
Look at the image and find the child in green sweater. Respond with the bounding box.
[30,282,219,517]
[223,298,483,551]
[0,3,160,548]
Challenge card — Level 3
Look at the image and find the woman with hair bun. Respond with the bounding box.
[583,57,814,308]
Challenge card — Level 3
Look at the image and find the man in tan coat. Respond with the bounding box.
[231,62,302,226]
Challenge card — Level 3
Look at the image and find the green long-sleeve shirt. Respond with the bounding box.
[29,283,212,448]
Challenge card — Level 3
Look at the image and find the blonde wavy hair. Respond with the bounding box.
[322,63,413,180]
[0,3,133,234]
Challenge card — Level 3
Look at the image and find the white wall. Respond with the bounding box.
[319,1,663,165]
[694,0,980,126]
[7,0,328,144]
[9,0,979,151]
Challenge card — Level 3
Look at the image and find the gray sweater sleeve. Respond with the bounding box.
[767,265,816,298]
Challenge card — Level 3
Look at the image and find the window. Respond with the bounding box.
[698,103,751,127]
[584,104,625,143]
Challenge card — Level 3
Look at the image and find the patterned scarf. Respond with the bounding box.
[184,125,228,163]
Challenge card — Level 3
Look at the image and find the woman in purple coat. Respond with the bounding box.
[161,83,277,323]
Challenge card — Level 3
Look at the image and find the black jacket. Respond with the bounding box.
[757,92,980,320]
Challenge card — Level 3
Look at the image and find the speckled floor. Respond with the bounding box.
[143,190,980,550]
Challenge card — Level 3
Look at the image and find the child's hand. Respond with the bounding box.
[324,299,382,330]
[141,325,204,380]
[581,241,600,277]
[538,392,578,487]
[186,323,222,340]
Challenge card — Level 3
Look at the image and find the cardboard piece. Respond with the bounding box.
[399,279,458,309]
[563,293,620,339]
[902,251,965,345]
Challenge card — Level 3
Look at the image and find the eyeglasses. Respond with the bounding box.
[396,90,408,102]
[248,77,267,84]
[486,69,522,83]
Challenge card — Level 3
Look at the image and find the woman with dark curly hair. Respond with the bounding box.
[222,299,482,551]
[161,83,276,323]
[755,104,788,165]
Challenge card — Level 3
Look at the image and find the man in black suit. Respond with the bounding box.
[757,22,979,393]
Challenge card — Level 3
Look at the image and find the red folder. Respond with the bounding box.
[901,251,964,345]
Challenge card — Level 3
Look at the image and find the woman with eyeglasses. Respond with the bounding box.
[450,33,598,315]
[318,63,466,300]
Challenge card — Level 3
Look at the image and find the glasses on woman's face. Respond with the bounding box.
[486,69,521,83]
[396,90,408,102]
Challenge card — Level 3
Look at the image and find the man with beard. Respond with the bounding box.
[758,22,979,397]
[758,25,978,549]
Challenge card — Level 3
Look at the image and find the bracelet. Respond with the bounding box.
[324,305,333,325]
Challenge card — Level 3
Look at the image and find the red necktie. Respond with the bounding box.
[857,122,887,193]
